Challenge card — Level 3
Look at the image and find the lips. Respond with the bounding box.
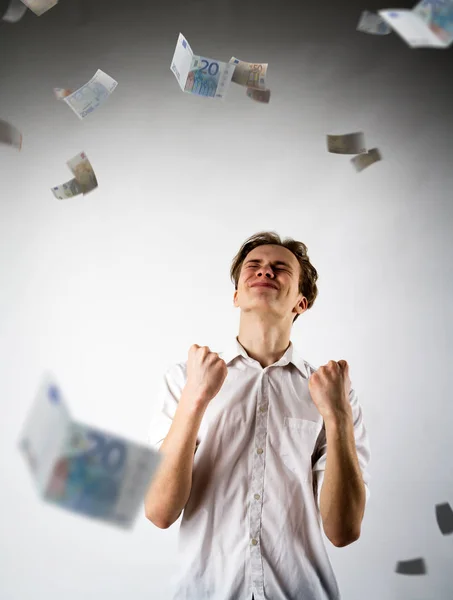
[251,282,277,289]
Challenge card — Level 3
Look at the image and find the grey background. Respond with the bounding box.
[1,0,452,599]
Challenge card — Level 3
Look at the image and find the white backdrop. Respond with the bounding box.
[1,0,452,599]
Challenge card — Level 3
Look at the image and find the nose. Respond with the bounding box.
[256,265,275,279]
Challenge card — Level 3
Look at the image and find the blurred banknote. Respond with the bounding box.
[246,87,271,103]
[20,0,58,16]
[395,557,427,575]
[0,119,22,150]
[351,148,382,172]
[435,502,453,534]
[229,57,268,90]
[170,32,236,100]
[51,178,83,200]
[67,151,98,194]
[357,10,392,34]
[379,1,453,48]
[53,87,72,100]
[51,151,97,199]
[63,69,118,119]
[2,0,27,22]
[327,132,366,154]
[18,375,162,529]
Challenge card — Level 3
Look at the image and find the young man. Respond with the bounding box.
[145,231,371,600]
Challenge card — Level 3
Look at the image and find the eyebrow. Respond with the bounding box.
[244,259,294,270]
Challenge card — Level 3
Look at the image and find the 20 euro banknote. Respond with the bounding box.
[170,33,236,100]
[19,376,162,529]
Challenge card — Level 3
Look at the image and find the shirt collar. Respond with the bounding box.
[219,337,310,379]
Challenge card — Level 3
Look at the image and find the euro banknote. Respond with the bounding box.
[351,148,382,172]
[246,87,271,103]
[0,119,22,150]
[170,33,236,100]
[19,376,162,529]
[45,420,158,528]
[327,132,366,155]
[51,152,97,199]
[67,151,98,194]
[413,0,453,45]
[51,178,83,200]
[53,87,72,100]
[229,57,268,90]
[20,0,58,16]
[63,69,118,119]
[2,0,27,22]
[356,10,391,34]
[379,1,453,48]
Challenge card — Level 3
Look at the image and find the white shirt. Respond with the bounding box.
[148,338,371,600]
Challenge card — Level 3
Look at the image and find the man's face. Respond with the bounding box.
[233,245,307,321]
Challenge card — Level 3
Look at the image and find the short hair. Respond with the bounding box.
[230,231,319,322]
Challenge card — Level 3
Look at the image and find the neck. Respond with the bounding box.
[237,314,292,368]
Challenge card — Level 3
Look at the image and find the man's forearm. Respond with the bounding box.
[144,391,206,528]
[319,415,366,547]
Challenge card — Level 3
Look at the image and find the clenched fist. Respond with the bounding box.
[185,344,228,407]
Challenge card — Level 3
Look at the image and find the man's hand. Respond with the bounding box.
[308,360,352,422]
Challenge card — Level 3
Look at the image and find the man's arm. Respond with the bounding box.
[144,387,206,529]
[319,414,366,547]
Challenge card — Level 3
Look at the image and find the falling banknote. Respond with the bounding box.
[170,33,236,100]
[356,10,392,34]
[435,502,453,534]
[51,178,83,200]
[229,57,268,89]
[2,0,27,22]
[53,87,72,100]
[351,148,382,172]
[63,69,118,119]
[379,0,453,48]
[395,557,427,575]
[67,151,97,193]
[246,88,271,104]
[18,375,162,529]
[0,119,22,150]
[327,132,367,155]
[51,151,97,200]
[20,0,58,16]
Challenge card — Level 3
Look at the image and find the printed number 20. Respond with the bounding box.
[200,59,219,76]
[86,432,126,474]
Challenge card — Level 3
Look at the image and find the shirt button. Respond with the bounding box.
[257,448,263,454]
[251,539,258,545]
[254,494,260,500]
[259,406,266,412]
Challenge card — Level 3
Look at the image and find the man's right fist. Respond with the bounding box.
[185,344,228,406]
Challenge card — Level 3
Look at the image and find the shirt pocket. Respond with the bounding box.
[279,417,321,482]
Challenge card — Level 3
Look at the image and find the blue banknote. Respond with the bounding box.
[185,55,223,98]
[64,69,118,119]
[414,0,453,42]
[20,377,161,529]
[45,422,129,523]
[170,33,236,100]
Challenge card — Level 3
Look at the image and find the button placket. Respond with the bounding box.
[249,372,268,594]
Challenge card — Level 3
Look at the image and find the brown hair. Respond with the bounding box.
[230,231,319,322]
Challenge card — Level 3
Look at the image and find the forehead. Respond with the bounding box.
[244,245,298,268]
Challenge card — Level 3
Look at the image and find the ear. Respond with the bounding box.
[296,296,308,314]
[233,289,238,308]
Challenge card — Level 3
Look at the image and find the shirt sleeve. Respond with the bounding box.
[312,386,371,512]
[148,362,192,451]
